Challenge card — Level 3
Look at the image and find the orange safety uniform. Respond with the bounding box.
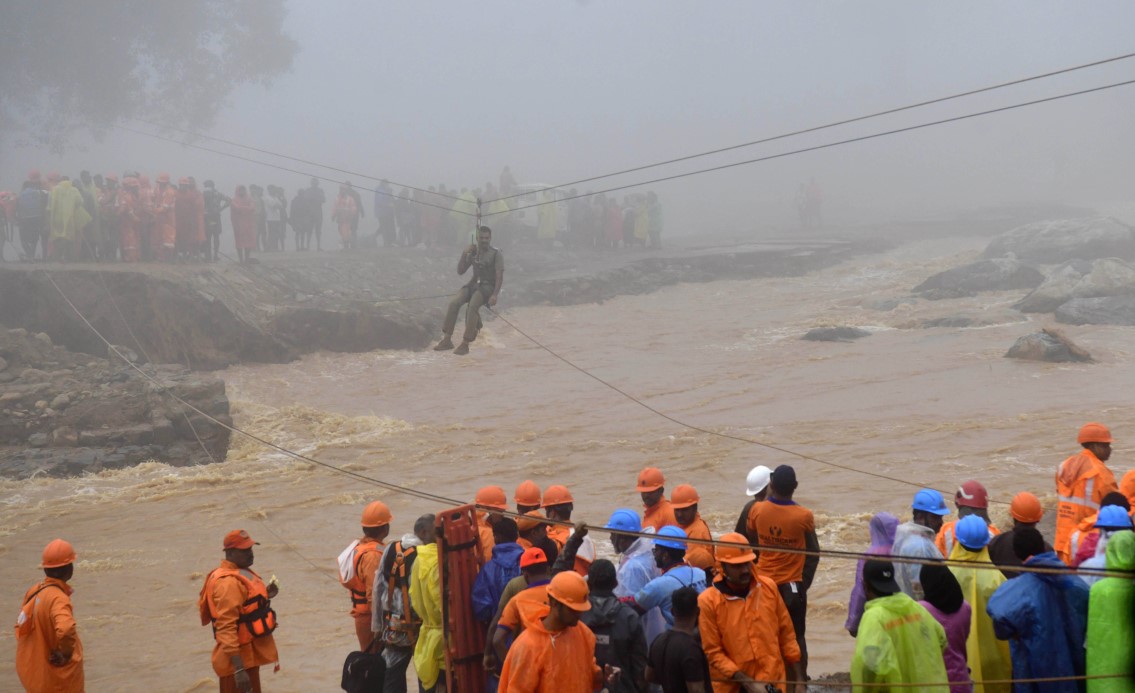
[681,514,715,571]
[151,184,177,253]
[547,524,570,551]
[478,519,496,562]
[698,569,801,693]
[15,578,84,693]
[198,560,279,681]
[1055,448,1118,562]
[936,519,1000,558]
[342,538,386,648]
[746,499,814,585]
[643,498,678,532]
[497,580,551,635]
[498,604,602,693]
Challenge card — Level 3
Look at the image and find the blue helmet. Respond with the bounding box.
[955,514,990,550]
[1097,505,1133,531]
[655,525,688,550]
[912,489,950,515]
[604,508,642,534]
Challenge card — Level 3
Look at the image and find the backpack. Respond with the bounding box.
[17,188,44,219]
[340,638,386,693]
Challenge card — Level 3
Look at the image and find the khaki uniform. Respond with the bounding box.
[443,245,504,342]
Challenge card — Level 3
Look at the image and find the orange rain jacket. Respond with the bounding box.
[478,517,496,562]
[698,569,801,693]
[498,604,602,693]
[198,560,279,677]
[15,578,84,693]
[643,499,678,533]
[342,538,385,617]
[1055,448,1118,563]
[681,514,715,571]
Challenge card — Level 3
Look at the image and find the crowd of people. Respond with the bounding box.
[16,421,1133,692]
[0,166,665,265]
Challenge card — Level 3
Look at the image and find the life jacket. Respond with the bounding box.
[199,567,277,645]
[383,541,421,644]
[340,540,383,610]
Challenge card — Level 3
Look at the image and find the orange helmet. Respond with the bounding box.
[40,539,77,568]
[670,484,700,509]
[156,172,171,184]
[516,510,545,532]
[515,480,542,507]
[1078,422,1113,444]
[361,500,392,528]
[542,484,574,508]
[547,570,591,612]
[715,532,756,564]
[1009,492,1043,523]
[475,485,508,510]
[636,467,665,492]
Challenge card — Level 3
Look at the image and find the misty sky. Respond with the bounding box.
[5,1,1135,234]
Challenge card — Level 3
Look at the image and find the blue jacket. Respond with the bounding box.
[472,542,523,623]
[986,551,1089,693]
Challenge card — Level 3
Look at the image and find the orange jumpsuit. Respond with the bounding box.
[1055,448,1118,562]
[151,185,176,258]
[643,499,678,532]
[201,560,279,691]
[698,570,801,693]
[681,514,715,571]
[15,578,84,693]
[547,525,570,550]
[497,581,551,635]
[498,604,601,693]
[478,518,495,563]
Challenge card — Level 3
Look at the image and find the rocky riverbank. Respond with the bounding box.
[0,239,877,370]
[0,327,231,479]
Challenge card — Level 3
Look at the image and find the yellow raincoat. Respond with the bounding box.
[949,543,1012,693]
[48,180,91,242]
[633,200,649,241]
[536,192,557,241]
[410,542,445,689]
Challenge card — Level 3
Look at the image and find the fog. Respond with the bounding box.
[5,1,1135,235]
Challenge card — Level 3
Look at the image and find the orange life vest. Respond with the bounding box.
[342,541,383,610]
[383,541,421,645]
[199,566,277,645]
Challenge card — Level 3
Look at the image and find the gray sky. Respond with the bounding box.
[5,1,1135,234]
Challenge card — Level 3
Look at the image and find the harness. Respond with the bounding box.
[199,567,278,645]
[383,541,421,644]
[343,542,383,610]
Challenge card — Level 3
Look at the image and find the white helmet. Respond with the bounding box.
[746,465,772,496]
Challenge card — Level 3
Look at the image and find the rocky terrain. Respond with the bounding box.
[0,327,231,479]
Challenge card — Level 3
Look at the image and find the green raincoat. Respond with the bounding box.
[1087,530,1135,692]
[950,543,1012,693]
[410,542,445,688]
[851,592,949,692]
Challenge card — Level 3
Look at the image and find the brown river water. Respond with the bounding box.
[2,235,1134,691]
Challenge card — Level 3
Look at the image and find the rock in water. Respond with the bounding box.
[1016,258,1135,313]
[983,217,1135,263]
[802,327,871,342]
[914,259,1043,300]
[1005,329,1093,363]
[1055,295,1135,326]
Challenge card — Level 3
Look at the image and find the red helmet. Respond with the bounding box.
[955,480,989,509]
[156,173,171,184]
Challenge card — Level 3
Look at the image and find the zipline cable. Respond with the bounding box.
[486,50,1135,203]
[484,78,1135,216]
[129,117,462,202]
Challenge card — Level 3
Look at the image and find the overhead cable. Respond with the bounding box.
[486,50,1135,203]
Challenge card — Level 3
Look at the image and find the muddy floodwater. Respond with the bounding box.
[3,235,1134,691]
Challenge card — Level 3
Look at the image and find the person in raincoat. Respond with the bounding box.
[580,560,647,693]
[893,489,948,600]
[472,518,524,625]
[230,186,257,265]
[851,559,949,693]
[1086,529,1135,692]
[47,178,91,262]
[1076,504,1132,588]
[633,196,649,247]
[15,539,84,693]
[986,527,1090,693]
[410,529,446,692]
[536,190,557,247]
[948,515,1011,693]
[918,563,972,693]
[332,185,359,251]
[846,512,899,636]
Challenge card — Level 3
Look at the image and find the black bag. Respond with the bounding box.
[341,639,386,693]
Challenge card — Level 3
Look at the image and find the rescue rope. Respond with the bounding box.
[484,78,1135,217]
[128,118,463,202]
[485,307,1005,505]
[484,50,1135,204]
[716,672,1130,687]
[45,274,1135,579]
[114,125,474,216]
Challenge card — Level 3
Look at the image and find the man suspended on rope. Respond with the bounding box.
[433,225,504,356]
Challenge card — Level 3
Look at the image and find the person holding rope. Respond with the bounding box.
[433,225,503,355]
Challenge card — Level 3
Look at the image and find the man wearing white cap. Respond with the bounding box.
[735,465,771,543]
